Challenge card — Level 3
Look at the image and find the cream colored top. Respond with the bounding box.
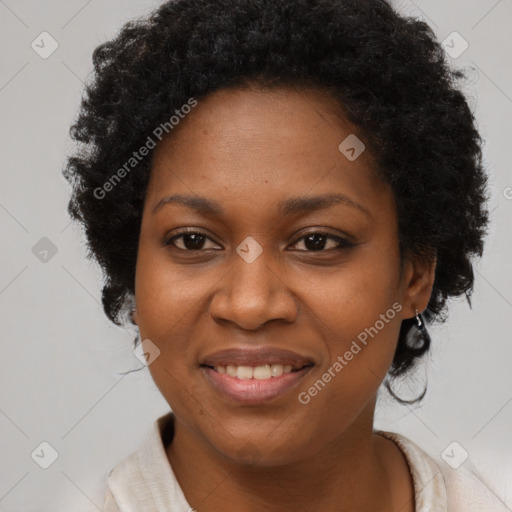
[103,412,509,511]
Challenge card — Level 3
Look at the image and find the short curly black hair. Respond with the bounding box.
[63,0,489,399]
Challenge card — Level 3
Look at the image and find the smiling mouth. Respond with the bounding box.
[200,362,314,404]
[200,363,312,380]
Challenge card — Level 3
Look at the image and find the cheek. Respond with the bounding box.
[296,245,402,392]
[133,254,208,407]
[301,242,401,332]
[134,245,214,337]
[296,279,402,433]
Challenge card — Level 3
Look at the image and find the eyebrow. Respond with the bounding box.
[151,192,371,218]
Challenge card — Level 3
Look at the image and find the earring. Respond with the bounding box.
[414,307,425,331]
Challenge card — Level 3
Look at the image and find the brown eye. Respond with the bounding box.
[164,230,220,251]
[290,232,355,252]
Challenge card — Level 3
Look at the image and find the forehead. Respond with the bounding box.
[146,85,390,215]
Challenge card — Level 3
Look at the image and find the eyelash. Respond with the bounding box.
[164,228,356,253]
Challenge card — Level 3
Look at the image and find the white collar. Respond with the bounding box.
[106,411,504,512]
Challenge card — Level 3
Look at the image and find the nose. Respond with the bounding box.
[209,249,298,330]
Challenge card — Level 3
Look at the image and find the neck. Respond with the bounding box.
[165,403,412,512]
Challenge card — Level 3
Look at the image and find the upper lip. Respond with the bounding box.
[200,347,315,369]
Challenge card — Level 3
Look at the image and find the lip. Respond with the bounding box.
[201,365,313,404]
[200,347,315,369]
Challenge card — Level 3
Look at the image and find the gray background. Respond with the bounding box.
[0,0,511,510]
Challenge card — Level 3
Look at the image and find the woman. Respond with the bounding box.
[63,0,504,510]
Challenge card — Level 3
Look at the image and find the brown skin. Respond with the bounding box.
[133,85,436,512]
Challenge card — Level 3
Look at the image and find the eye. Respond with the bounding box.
[289,231,355,252]
[164,229,221,251]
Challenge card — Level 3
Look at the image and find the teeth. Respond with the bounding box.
[226,365,238,377]
[237,366,254,379]
[253,365,271,379]
[213,364,295,379]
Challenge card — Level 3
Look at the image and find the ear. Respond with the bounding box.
[131,309,139,325]
[400,253,437,318]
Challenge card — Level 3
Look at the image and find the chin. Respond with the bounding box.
[211,431,312,468]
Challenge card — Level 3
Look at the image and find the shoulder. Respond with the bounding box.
[438,459,510,512]
[102,412,192,512]
[103,484,121,512]
[377,430,510,512]
[103,445,147,511]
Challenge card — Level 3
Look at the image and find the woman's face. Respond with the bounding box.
[134,85,434,465]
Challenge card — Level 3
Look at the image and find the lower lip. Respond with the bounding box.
[201,366,313,404]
